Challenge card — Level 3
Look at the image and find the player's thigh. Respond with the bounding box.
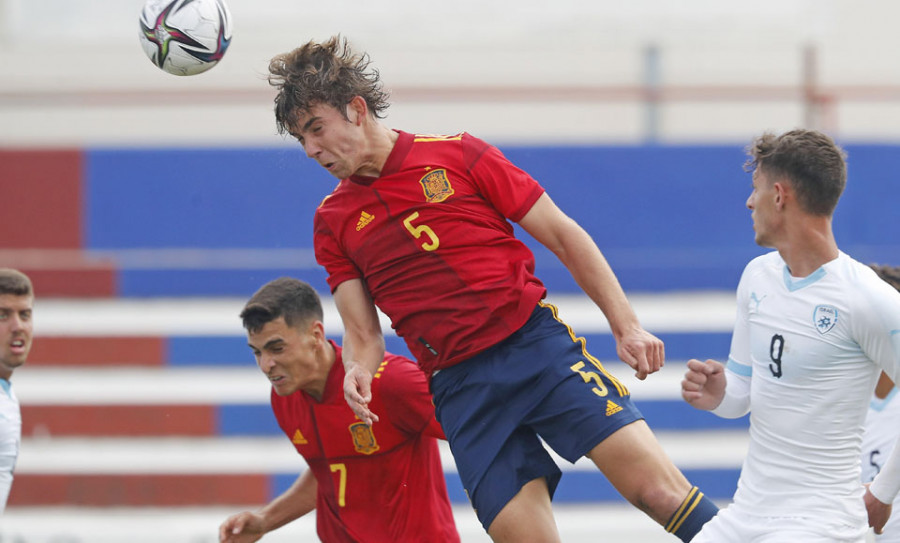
[487,477,560,543]
[466,427,562,532]
[585,420,689,508]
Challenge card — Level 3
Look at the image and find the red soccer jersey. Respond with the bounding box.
[314,131,546,373]
[271,341,458,543]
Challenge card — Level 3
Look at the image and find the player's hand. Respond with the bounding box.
[615,327,665,380]
[219,511,266,543]
[865,483,893,535]
[343,361,379,426]
[681,359,727,411]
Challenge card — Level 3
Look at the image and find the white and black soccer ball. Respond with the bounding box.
[139,0,232,76]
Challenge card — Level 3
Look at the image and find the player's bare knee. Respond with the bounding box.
[628,475,692,522]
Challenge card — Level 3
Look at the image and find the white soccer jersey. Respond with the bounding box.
[0,378,21,514]
[722,252,900,538]
[861,388,900,542]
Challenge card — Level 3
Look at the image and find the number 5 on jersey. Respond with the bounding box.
[403,211,440,251]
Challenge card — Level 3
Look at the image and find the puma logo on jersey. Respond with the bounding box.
[356,211,375,231]
[750,292,766,313]
[605,400,623,416]
[292,429,308,444]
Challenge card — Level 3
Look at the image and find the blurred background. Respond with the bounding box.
[1,0,898,540]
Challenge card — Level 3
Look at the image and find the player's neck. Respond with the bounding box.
[777,216,838,278]
[306,343,337,402]
[354,125,399,178]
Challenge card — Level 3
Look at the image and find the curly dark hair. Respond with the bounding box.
[870,264,900,293]
[744,129,847,216]
[268,36,391,138]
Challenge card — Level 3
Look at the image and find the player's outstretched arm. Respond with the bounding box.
[681,359,727,411]
[518,193,664,379]
[219,470,317,543]
[334,279,386,425]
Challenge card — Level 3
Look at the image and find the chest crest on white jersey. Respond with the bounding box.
[419,168,454,203]
[814,304,838,334]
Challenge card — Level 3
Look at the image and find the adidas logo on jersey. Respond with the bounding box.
[292,429,308,444]
[605,400,623,416]
[356,211,375,231]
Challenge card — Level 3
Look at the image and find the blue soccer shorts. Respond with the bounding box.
[430,302,644,530]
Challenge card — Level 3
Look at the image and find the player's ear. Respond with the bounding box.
[347,96,368,126]
[773,182,786,209]
[308,320,326,347]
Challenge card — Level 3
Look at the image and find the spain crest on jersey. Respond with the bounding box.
[419,168,455,203]
[349,421,380,455]
[814,304,838,334]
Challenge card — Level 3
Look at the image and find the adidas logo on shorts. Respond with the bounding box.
[605,400,623,416]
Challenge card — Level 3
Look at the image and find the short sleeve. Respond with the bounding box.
[314,209,362,293]
[463,134,545,222]
[378,354,445,439]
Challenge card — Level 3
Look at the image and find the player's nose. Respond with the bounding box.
[9,314,26,331]
[258,354,276,372]
[304,141,321,159]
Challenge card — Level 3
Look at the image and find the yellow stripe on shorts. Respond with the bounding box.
[538,301,629,397]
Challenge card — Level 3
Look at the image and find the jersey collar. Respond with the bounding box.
[348,130,413,186]
[782,265,827,292]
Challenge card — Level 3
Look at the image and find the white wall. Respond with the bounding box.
[2,0,900,146]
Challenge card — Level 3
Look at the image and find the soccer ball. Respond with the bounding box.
[138,0,233,76]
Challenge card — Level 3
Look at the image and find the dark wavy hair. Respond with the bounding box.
[744,129,847,216]
[268,35,391,138]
